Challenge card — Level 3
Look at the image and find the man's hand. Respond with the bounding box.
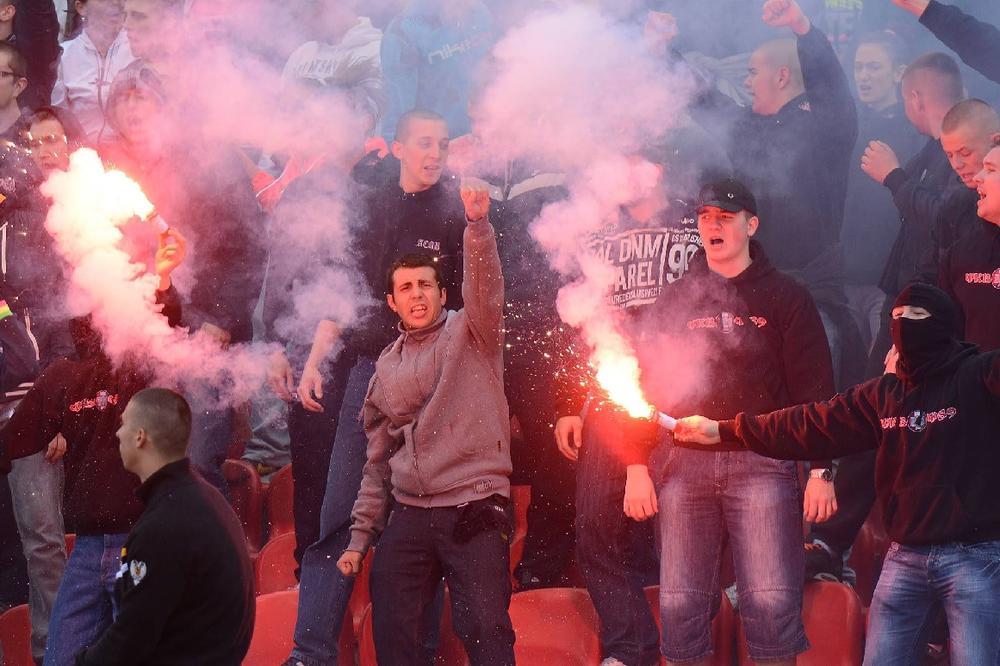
[554,415,583,461]
[762,0,811,35]
[644,11,678,56]
[884,345,899,375]
[460,177,491,222]
[624,465,658,521]
[154,228,187,291]
[199,322,231,348]
[673,416,721,445]
[803,475,838,522]
[892,0,931,18]
[337,550,364,576]
[268,351,296,402]
[364,136,389,159]
[297,363,325,412]
[45,433,67,462]
[861,140,901,185]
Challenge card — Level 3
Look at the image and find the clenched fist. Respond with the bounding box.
[762,0,811,35]
[460,177,491,222]
[861,140,901,185]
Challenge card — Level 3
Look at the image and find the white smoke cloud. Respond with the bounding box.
[470,5,702,415]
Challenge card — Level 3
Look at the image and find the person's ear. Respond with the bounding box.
[776,66,790,90]
[12,77,25,99]
[990,132,1000,147]
[440,287,447,307]
[135,427,149,449]
[746,215,760,237]
[390,140,404,161]
[386,293,399,314]
[0,4,15,22]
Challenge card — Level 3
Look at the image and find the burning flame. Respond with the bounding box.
[592,335,655,419]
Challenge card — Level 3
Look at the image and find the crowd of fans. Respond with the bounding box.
[0,0,999,664]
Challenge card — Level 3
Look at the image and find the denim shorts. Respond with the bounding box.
[655,446,808,662]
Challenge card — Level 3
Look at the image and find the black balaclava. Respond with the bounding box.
[890,282,961,382]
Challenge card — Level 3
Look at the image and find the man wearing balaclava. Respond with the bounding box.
[671,281,1000,666]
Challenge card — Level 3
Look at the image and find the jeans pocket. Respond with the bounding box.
[957,539,1000,563]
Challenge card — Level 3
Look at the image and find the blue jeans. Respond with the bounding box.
[10,451,66,662]
[656,446,808,663]
[289,356,376,665]
[44,533,127,666]
[865,540,1000,666]
[575,406,660,666]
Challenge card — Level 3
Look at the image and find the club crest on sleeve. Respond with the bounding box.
[129,560,148,586]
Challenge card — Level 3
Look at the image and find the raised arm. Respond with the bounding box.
[459,179,504,351]
[911,0,1000,85]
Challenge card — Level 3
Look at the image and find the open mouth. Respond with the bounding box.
[708,237,724,246]
[411,304,428,316]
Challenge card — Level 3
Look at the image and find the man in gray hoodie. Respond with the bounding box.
[337,179,514,665]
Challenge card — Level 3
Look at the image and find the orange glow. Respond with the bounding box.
[592,342,654,420]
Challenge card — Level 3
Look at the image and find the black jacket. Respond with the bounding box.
[345,167,465,359]
[879,138,960,297]
[841,102,923,286]
[939,218,1000,351]
[10,0,60,111]
[100,142,267,344]
[630,242,834,466]
[77,459,255,666]
[0,288,180,535]
[724,26,858,272]
[721,345,1000,545]
[920,0,1000,85]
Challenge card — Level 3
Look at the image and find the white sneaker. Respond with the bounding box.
[600,659,628,666]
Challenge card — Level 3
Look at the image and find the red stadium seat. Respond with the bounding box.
[736,581,865,666]
[243,590,297,665]
[643,586,736,666]
[255,531,297,595]
[508,588,601,664]
[0,604,32,666]
[223,458,266,553]
[265,464,295,540]
[65,533,76,557]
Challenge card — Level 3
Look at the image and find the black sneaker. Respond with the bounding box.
[804,542,843,582]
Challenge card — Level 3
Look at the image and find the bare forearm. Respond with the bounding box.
[305,319,342,369]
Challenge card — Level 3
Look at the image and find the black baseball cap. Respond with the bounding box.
[696,178,757,216]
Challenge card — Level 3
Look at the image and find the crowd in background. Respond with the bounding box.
[0,0,998,664]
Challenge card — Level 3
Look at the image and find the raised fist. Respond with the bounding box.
[762,0,811,35]
[460,177,491,222]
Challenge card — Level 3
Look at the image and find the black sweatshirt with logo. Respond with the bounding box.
[0,288,180,534]
[77,459,254,665]
[720,345,1000,545]
[626,242,834,467]
[939,218,1000,352]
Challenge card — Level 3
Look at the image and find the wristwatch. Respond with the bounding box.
[809,468,833,482]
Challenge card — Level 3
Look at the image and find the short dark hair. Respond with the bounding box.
[0,42,26,81]
[28,106,87,146]
[856,30,908,67]
[395,109,447,143]
[385,253,443,295]
[903,52,964,103]
[941,98,1000,135]
[128,388,192,457]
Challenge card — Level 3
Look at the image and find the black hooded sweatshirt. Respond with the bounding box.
[939,218,1000,351]
[719,283,1000,545]
[626,241,834,467]
[0,288,180,535]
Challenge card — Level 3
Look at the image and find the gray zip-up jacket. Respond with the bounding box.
[347,218,510,554]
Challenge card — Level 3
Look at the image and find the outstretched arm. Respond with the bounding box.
[675,381,883,461]
[460,179,504,351]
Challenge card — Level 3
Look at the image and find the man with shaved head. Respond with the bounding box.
[77,388,255,665]
[716,0,863,391]
[938,140,1000,351]
[861,52,965,376]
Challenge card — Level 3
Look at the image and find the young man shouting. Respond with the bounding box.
[337,179,515,665]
